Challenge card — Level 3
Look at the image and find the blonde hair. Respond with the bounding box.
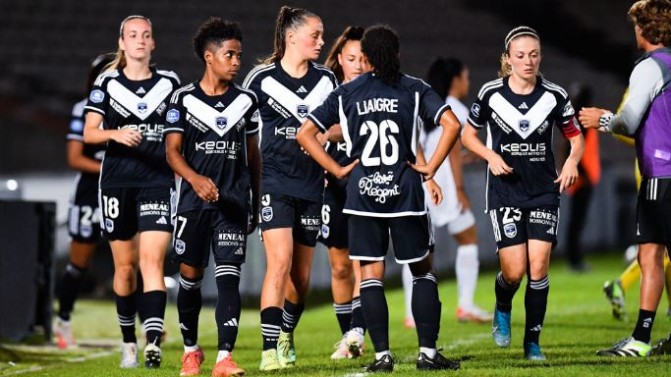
[498,25,540,78]
[629,0,671,46]
[104,15,153,72]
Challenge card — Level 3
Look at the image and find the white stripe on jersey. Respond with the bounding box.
[489,91,557,139]
[242,63,274,89]
[93,70,120,87]
[338,96,353,157]
[108,78,174,120]
[411,91,420,156]
[235,84,259,103]
[156,69,181,85]
[260,76,334,122]
[540,79,568,98]
[169,83,196,104]
[477,78,504,99]
[182,93,253,137]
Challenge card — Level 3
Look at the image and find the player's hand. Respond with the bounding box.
[335,159,359,179]
[456,187,471,211]
[111,128,142,147]
[555,160,579,193]
[424,179,443,205]
[578,107,608,130]
[409,162,437,181]
[188,175,219,202]
[486,153,513,176]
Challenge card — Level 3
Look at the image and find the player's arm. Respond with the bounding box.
[296,120,358,179]
[66,140,101,174]
[416,145,442,205]
[554,133,584,193]
[82,111,142,146]
[461,122,513,176]
[410,109,461,180]
[165,133,218,203]
[246,134,261,234]
[447,139,471,210]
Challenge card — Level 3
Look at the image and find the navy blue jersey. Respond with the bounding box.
[325,140,350,190]
[67,98,105,186]
[308,72,450,217]
[243,61,337,202]
[164,81,259,212]
[85,68,180,189]
[467,76,581,211]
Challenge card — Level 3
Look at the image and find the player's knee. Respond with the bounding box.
[114,264,135,282]
[331,262,353,281]
[503,270,525,285]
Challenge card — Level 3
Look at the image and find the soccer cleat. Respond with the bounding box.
[54,318,76,349]
[277,330,296,367]
[603,280,626,321]
[457,306,494,323]
[119,342,140,368]
[650,334,671,356]
[596,337,651,357]
[143,343,162,368]
[403,317,416,329]
[212,354,245,377]
[259,349,282,371]
[492,308,511,347]
[346,328,365,358]
[330,334,351,360]
[416,352,460,370]
[365,354,394,373]
[180,347,204,376]
[523,342,546,360]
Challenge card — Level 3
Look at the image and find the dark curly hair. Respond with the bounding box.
[361,25,400,85]
[263,6,319,64]
[324,26,365,82]
[193,17,242,63]
[629,0,671,46]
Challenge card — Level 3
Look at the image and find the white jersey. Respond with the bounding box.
[420,96,468,227]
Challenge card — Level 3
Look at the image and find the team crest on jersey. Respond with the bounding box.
[175,239,186,255]
[503,223,517,238]
[519,119,529,132]
[261,207,273,222]
[138,102,148,114]
[105,219,114,233]
[216,116,228,129]
[167,109,180,123]
[297,104,309,118]
[321,224,330,239]
[90,89,105,103]
[470,103,480,117]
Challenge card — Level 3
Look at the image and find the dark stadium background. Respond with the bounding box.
[0,0,641,300]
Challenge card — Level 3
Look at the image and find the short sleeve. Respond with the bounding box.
[67,100,86,141]
[307,88,341,132]
[246,96,260,136]
[84,74,109,117]
[163,90,186,135]
[418,82,450,126]
[467,96,490,129]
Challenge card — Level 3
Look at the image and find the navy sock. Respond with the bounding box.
[215,264,241,351]
[177,274,203,347]
[360,279,389,352]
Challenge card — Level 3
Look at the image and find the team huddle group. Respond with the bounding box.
[52,0,671,375]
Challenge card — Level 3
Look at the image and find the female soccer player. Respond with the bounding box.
[242,6,337,370]
[54,53,114,349]
[462,26,584,360]
[83,15,180,369]
[321,25,368,360]
[297,24,462,372]
[165,18,260,377]
[402,57,493,328]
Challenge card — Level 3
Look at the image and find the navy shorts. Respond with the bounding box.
[173,208,247,267]
[488,206,559,249]
[99,186,175,241]
[68,177,101,242]
[258,192,321,247]
[636,178,671,248]
[317,184,348,249]
[348,214,431,264]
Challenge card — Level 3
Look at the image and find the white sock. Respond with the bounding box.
[375,350,391,360]
[456,244,479,309]
[216,350,230,362]
[184,344,199,353]
[402,264,413,320]
[420,347,436,358]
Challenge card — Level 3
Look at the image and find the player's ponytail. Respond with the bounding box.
[104,15,153,72]
[262,6,319,64]
[361,25,400,85]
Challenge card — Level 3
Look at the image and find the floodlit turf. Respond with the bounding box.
[2,254,671,376]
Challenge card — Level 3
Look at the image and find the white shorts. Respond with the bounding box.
[446,208,475,235]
